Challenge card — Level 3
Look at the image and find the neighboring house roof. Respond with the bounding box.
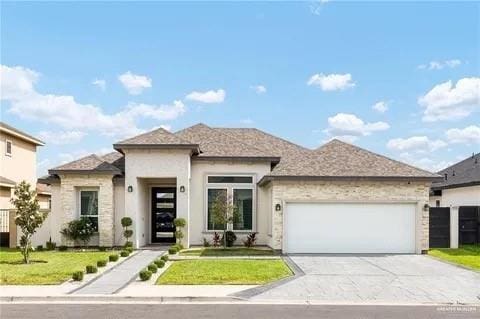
[101,151,125,172]
[175,124,280,161]
[49,154,122,175]
[431,153,480,190]
[113,127,199,152]
[36,182,51,195]
[0,176,16,188]
[0,122,45,146]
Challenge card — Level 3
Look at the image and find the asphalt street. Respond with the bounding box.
[1,303,478,319]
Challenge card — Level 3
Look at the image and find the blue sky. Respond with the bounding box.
[1,1,479,176]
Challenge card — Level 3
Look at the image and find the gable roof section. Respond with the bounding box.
[432,153,480,189]
[259,139,441,184]
[175,124,280,161]
[0,122,45,146]
[113,127,199,152]
[101,151,125,172]
[49,154,122,175]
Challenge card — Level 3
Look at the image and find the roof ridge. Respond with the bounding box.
[115,126,194,145]
[208,126,273,156]
[436,152,480,173]
[316,138,438,177]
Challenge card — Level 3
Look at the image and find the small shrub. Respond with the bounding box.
[160,255,168,262]
[72,271,84,281]
[203,237,211,247]
[139,269,152,281]
[61,218,95,248]
[58,245,68,251]
[173,218,186,228]
[46,239,56,251]
[121,217,133,247]
[125,246,134,253]
[168,247,178,255]
[222,231,237,247]
[172,243,183,250]
[148,263,158,273]
[86,265,98,274]
[120,250,129,257]
[243,232,258,248]
[36,245,44,251]
[125,241,133,248]
[109,254,119,262]
[98,246,107,252]
[97,259,108,267]
[212,232,221,247]
[154,259,165,268]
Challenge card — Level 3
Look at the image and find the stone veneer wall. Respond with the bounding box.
[270,180,430,253]
[59,174,114,247]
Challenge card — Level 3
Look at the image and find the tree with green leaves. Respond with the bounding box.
[121,217,133,247]
[11,181,48,264]
[210,192,238,248]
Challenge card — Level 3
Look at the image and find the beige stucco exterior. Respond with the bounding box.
[431,185,480,207]
[269,180,430,253]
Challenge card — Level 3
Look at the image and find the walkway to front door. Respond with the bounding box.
[151,187,176,244]
[72,249,165,295]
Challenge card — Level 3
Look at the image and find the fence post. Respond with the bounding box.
[450,206,459,249]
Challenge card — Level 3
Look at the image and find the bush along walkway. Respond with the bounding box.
[71,250,165,295]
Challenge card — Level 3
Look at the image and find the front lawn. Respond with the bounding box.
[179,247,276,257]
[429,245,480,271]
[156,259,291,285]
[0,249,115,285]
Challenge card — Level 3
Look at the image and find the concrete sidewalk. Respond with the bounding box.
[72,249,165,295]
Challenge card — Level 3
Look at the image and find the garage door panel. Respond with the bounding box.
[285,202,416,254]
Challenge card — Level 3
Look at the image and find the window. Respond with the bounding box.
[436,200,440,207]
[5,140,12,156]
[80,190,98,231]
[206,175,255,231]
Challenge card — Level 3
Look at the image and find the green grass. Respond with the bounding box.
[429,245,480,271]
[156,259,292,285]
[0,249,115,285]
[179,247,276,257]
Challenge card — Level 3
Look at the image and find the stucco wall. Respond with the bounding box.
[189,160,271,246]
[124,149,191,247]
[0,187,12,209]
[437,185,480,207]
[0,132,37,187]
[270,180,430,253]
[113,180,126,246]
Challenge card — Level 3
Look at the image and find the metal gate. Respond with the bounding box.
[459,206,480,245]
[429,207,450,248]
[0,209,10,247]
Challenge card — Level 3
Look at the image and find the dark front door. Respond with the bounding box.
[151,187,176,243]
[459,206,480,245]
[429,207,450,248]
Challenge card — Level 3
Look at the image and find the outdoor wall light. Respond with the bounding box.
[275,203,282,211]
[423,203,429,211]
[127,185,133,193]
[179,185,185,193]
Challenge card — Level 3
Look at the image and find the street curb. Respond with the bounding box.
[0,295,242,303]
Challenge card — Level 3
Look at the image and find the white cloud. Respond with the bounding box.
[92,79,106,91]
[307,73,355,91]
[0,65,184,140]
[310,0,330,15]
[240,118,254,125]
[372,101,388,113]
[446,125,480,144]
[38,130,87,145]
[418,59,462,70]
[185,89,226,103]
[323,113,389,141]
[419,77,480,122]
[118,71,152,95]
[250,85,266,94]
[387,136,447,152]
[398,153,452,173]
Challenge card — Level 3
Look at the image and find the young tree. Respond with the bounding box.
[210,192,238,248]
[121,217,133,247]
[11,181,48,264]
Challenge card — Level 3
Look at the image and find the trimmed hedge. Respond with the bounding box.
[125,247,134,253]
[147,263,158,273]
[139,269,152,281]
[154,259,165,268]
[72,271,84,281]
[97,259,108,267]
[168,247,178,255]
[86,265,98,274]
[160,255,168,262]
[120,250,129,257]
[58,246,68,251]
[109,254,119,262]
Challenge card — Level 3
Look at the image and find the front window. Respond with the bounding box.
[206,175,255,231]
[80,190,98,231]
[5,140,12,156]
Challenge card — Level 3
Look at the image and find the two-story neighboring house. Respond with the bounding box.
[0,122,45,247]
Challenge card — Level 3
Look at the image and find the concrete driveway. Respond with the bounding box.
[252,255,480,304]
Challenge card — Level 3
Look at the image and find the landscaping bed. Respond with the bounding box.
[179,247,277,257]
[156,259,292,285]
[428,245,480,271]
[0,248,117,285]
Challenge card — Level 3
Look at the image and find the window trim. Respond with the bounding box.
[204,174,256,232]
[77,187,99,232]
[5,139,12,156]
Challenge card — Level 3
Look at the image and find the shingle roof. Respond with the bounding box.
[114,127,198,151]
[175,124,279,160]
[260,139,440,183]
[432,153,480,189]
[0,122,45,146]
[36,182,51,195]
[101,151,125,172]
[49,154,122,174]
[0,176,16,187]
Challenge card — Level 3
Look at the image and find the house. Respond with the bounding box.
[40,123,440,254]
[429,154,480,248]
[0,122,46,247]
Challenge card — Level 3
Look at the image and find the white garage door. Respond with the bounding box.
[284,202,416,254]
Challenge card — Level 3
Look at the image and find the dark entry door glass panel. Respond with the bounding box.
[151,187,176,243]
